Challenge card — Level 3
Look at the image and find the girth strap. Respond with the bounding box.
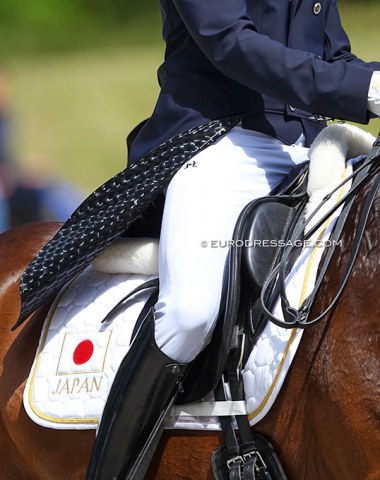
[14,117,240,329]
[213,323,286,480]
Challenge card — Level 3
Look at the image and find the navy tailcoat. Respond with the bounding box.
[128,0,380,164]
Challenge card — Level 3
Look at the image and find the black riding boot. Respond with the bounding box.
[87,309,187,480]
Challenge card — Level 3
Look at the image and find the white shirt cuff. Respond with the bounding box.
[367,71,380,116]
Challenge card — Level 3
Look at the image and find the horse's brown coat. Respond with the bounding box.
[0,180,379,480]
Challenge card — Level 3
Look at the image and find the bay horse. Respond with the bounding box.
[0,170,379,480]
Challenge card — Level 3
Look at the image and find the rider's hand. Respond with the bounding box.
[367,71,380,116]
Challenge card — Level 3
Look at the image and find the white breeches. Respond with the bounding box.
[154,126,309,363]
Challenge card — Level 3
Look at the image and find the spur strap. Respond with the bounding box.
[15,117,240,329]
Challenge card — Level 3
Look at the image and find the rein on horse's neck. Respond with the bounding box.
[261,134,380,329]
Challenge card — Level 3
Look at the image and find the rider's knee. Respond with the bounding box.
[157,293,219,336]
[153,293,220,361]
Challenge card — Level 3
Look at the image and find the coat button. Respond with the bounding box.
[313,2,322,15]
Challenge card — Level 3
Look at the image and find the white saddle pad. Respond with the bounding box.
[24,158,356,431]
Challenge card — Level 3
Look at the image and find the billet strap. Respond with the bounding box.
[214,326,277,480]
[212,437,286,480]
[15,117,240,329]
[214,313,289,479]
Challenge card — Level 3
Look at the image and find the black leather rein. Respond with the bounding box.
[261,135,380,329]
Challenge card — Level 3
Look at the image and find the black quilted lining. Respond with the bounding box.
[15,117,240,328]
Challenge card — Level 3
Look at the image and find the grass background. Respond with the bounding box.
[4,3,380,193]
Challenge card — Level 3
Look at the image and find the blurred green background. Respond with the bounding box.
[1,0,379,193]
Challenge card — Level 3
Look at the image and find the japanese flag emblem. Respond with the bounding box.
[56,331,112,375]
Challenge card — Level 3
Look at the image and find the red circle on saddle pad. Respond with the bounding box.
[73,340,94,365]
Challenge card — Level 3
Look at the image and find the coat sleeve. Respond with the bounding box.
[172,0,379,123]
